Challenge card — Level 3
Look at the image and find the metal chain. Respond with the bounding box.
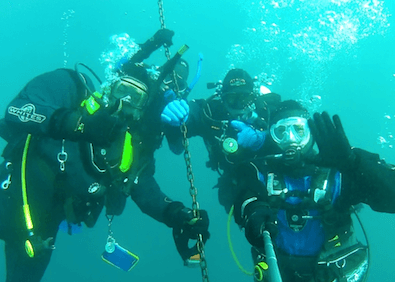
[181,123,210,282]
[158,0,171,60]
[105,215,116,253]
[157,0,180,94]
[158,2,208,280]
[106,215,114,240]
[181,124,199,214]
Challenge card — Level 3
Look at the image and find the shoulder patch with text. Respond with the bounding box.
[8,104,46,123]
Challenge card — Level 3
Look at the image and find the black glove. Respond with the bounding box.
[164,201,210,262]
[130,29,175,64]
[164,201,210,239]
[308,112,356,172]
[50,108,124,146]
[245,205,277,248]
[152,28,175,47]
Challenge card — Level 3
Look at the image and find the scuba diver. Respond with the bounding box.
[163,72,395,281]
[0,28,209,282]
[161,68,281,211]
[229,100,395,281]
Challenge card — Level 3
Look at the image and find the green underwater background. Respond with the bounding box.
[1,0,395,281]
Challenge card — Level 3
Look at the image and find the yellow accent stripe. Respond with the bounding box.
[328,235,339,242]
[22,134,34,230]
[25,240,35,258]
[80,92,103,115]
[257,261,268,270]
[119,132,133,173]
[227,205,253,276]
[23,205,33,230]
[92,91,103,98]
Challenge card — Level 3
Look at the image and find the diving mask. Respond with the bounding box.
[112,76,149,110]
[222,92,258,124]
[161,72,188,94]
[222,91,255,110]
[161,59,189,95]
[270,117,311,149]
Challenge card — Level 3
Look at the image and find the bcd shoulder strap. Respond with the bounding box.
[265,167,340,210]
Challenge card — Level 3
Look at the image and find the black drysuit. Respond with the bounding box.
[0,69,173,282]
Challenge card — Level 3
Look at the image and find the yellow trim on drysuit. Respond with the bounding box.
[22,134,33,231]
[119,131,133,173]
[21,134,36,258]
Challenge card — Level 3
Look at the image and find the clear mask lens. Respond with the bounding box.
[223,92,255,110]
[270,117,310,148]
[112,77,148,110]
[162,75,187,93]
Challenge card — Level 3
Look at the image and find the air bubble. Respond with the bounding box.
[100,33,140,88]
[62,10,75,67]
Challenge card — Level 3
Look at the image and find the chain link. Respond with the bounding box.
[158,1,209,280]
[181,123,210,282]
[106,214,114,239]
[158,0,170,61]
[157,0,180,94]
[104,215,116,253]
